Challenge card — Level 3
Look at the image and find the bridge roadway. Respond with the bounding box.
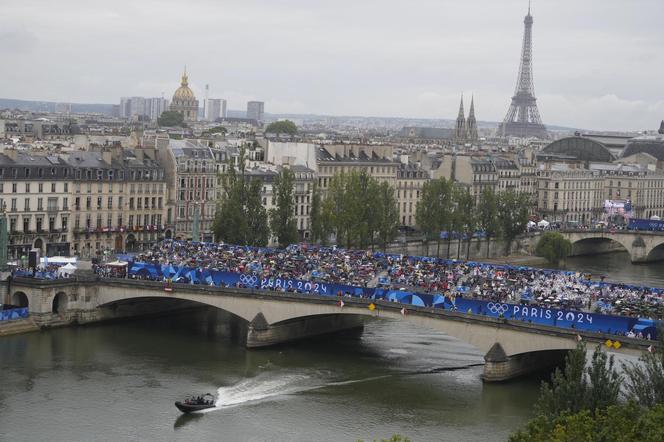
[8,276,653,382]
[557,229,664,263]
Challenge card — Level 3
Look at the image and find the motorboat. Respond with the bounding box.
[175,393,216,413]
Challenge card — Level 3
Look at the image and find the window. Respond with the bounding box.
[25,183,30,193]
[51,183,56,193]
[97,197,102,209]
[118,196,123,209]
[129,198,134,209]
[37,198,43,211]
[96,214,102,228]
[36,217,43,232]
[86,196,91,209]
[107,213,112,228]
[64,183,68,192]
[24,198,30,211]
[63,197,68,210]
[12,183,16,193]
[21,217,28,233]
[86,215,91,229]
[107,196,113,209]
[128,215,134,227]
[49,216,55,232]
[48,197,58,211]
[61,216,68,231]
[75,216,80,230]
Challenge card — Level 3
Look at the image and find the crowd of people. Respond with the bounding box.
[126,240,664,321]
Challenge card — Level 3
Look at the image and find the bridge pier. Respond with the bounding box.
[482,343,568,382]
[246,313,365,348]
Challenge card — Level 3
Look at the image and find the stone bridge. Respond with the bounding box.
[558,229,664,263]
[6,277,652,382]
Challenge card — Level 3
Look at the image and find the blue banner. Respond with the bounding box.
[127,262,658,339]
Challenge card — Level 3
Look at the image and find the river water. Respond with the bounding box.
[0,252,658,442]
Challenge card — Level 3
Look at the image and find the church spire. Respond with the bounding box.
[181,66,189,87]
[466,95,479,142]
[454,94,467,144]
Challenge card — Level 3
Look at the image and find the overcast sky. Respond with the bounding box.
[1,0,663,131]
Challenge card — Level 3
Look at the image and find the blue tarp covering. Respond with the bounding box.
[0,307,29,321]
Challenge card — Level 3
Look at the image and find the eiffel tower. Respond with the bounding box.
[498,2,548,138]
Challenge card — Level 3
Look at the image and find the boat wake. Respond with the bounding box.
[197,362,483,414]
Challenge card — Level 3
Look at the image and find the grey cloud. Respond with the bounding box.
[0,0,662,130]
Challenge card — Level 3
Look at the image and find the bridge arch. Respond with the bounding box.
[11,291,29,308]
[569,235,632,257]
[645,239,664,262]
[52,291,69,314]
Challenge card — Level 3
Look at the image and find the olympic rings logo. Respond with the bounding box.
[487,302,510,315]
[239,274,258,286]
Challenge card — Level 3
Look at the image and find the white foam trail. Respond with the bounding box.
[198,373,315,413]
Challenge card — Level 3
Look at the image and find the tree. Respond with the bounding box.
[158,110,186,127]
[452,186,475,260]
[586,345,622,412]
[203,125,227,136]
[375,181,400,251]
[246,179,269,247]
[309,184,325,244]
[320,170,394,249]
[623,332,664,408]
[535,232,573,265]
[213,151,248,244]
[536,342,589,419]
[477,187,500,258]
[415,178,453,257]
[269,168,299,247]
[510,404,664,442]
[496,189,531,255]
[265,120,298,135]
[213,146,269,246]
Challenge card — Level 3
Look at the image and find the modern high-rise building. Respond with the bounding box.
[145,97,169,121]
[204,98,226,121]
[119,97,146,119]
[247,101,264,122]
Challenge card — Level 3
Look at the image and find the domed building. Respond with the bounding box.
[170,69,199,122]
[540,136,616,162]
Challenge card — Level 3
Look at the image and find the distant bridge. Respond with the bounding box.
[558,229,664,263]
[8,277,653,382]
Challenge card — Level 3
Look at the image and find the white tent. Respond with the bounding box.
[106,260,128,267]
[537,219,550,228]
[527,220,536,228]
[41,256,77,265]
[57,263,77,278]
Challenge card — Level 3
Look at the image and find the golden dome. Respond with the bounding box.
[173,68,195,101]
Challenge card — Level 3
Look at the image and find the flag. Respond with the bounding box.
[400,307,407,316]
[338,300,344,308]
[368,303,376,311]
